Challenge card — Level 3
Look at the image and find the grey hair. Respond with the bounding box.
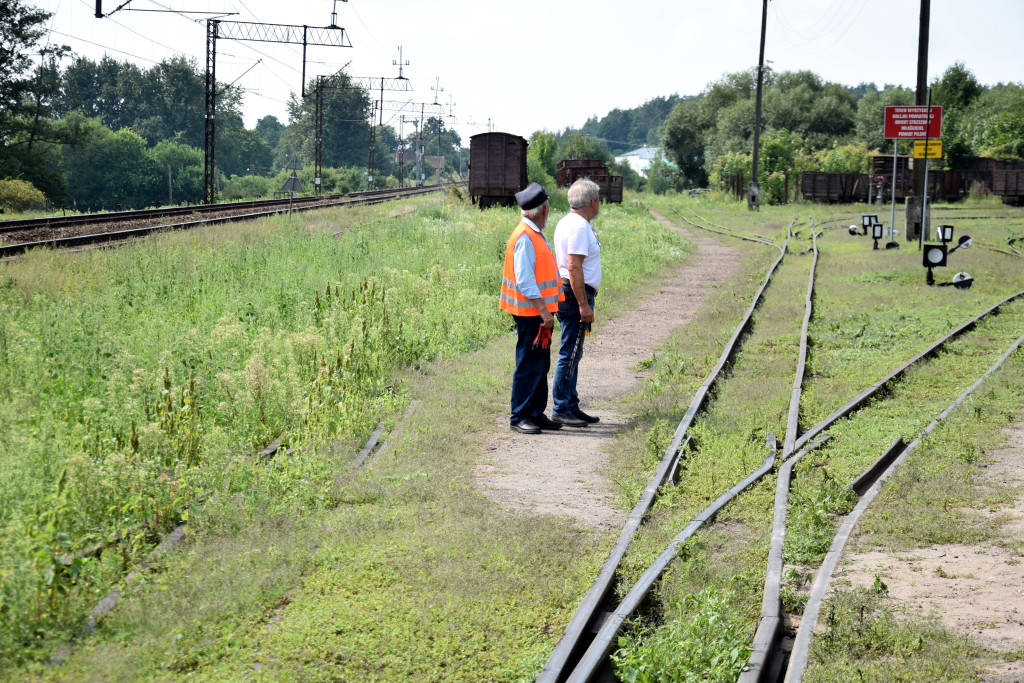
[522,201,548,220]
[568,179,600,209]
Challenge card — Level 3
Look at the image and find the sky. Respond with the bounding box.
[33,0,1024,150]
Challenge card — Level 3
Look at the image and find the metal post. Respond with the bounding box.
[203,20,218,204]
[315,77,323,196]
[749,0,769,211]
[920,88,933,251]
[909,0,931,239]
[301,26,308,97]
[417,104,424,187]
[168,164,172,204]
[890,140,898,239]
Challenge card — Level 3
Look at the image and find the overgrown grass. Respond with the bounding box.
[606,194,1024,679]
[2,194,690,679]
[805,586,981,682]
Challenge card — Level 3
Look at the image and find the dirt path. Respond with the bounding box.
[474,213,741,530]
[836,421,1024,682]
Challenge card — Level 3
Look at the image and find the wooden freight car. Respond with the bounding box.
[994,170,1024,205]
[800,172,868,203]
[468,132,528,209]
[556,159,606,187]
[555,159,623,203]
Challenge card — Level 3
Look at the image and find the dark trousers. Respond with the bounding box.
[553,284,596,415]
[510,314,550,425]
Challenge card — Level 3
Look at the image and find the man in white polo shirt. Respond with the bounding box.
[551,178,602,427]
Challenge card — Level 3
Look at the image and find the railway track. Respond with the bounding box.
[0,184,454,258]
[539,205,1024,682]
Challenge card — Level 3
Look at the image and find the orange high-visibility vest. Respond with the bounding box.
[499,222,564,316]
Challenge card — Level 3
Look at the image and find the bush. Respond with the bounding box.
[0,179,48,212]
[612,587,752,682]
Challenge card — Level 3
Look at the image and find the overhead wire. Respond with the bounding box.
[770,0,871,54]
[46,28,161,64]
[76,0,189,58]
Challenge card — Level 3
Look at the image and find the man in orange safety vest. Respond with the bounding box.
[499,182,565,434]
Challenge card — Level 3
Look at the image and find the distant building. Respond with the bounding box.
[614,147,661,178]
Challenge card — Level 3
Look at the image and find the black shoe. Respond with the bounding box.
[573,408,600,424]
[532,414,564,430]
[552,412,588,428]
[511,418,541,434]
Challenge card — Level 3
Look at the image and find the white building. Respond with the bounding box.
[614,147,661,178]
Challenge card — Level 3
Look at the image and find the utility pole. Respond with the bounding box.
[908,0,931,241]
[204,19,351,203]
[749,0,769,211]
[168,165,172,204]
[418,103,425,187]
[393,46,409,79]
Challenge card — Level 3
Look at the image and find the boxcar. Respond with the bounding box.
[555,160,623,203]
[800,172,867,203]
[994,170,1024,205]
[469,132,528,209]
[556,159,606,187]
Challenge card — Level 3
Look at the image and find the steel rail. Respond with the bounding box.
[670,208,778,246]
[741,227,822,681]
[566,433,827,683]
[741,434,833,683]
[0,185,449,235]
[785,328,1024,683]
[563,225,1023,681]
[0,185,445,258]
[542,215,793,682]
[792,288,1024,454]
[1008,236,1024,258]
[785,229,819,456]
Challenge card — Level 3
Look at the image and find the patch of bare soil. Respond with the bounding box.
[474,214,741,530]
[836,422,1024,682]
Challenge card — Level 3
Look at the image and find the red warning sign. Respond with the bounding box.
[884,106,942,140]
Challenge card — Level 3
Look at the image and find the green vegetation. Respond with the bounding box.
[805,586,980,682]
[0,193,690,679]
[612,587,752,683]
[0,179,47,212]
[656,63,1024,195]
[0,5,463,210]
[601,193,1024,680]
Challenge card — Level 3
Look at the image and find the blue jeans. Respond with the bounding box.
[553,285,595,415]
[510,314,551,425]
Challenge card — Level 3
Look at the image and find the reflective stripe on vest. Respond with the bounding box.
[499,222,564,316]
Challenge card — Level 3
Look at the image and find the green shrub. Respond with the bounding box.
[0,179,47,212]
[612,587,752,682]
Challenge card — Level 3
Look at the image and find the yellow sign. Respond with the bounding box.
[913,139,942,159]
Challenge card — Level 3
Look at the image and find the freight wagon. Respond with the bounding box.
[555,160,623,203]
[468,132,528,209]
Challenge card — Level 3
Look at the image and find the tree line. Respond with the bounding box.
[530,62,1024,202]
[657,63,1024,200]
[0,2,463,212]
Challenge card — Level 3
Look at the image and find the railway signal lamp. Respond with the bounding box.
[923,235,971,286]
[923,243,947,286]
[948,234,973,254]
[938,224,954,243]
[861,214,878,236]
[871,222,884,249]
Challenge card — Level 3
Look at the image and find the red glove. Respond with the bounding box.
[532,325,552,351]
